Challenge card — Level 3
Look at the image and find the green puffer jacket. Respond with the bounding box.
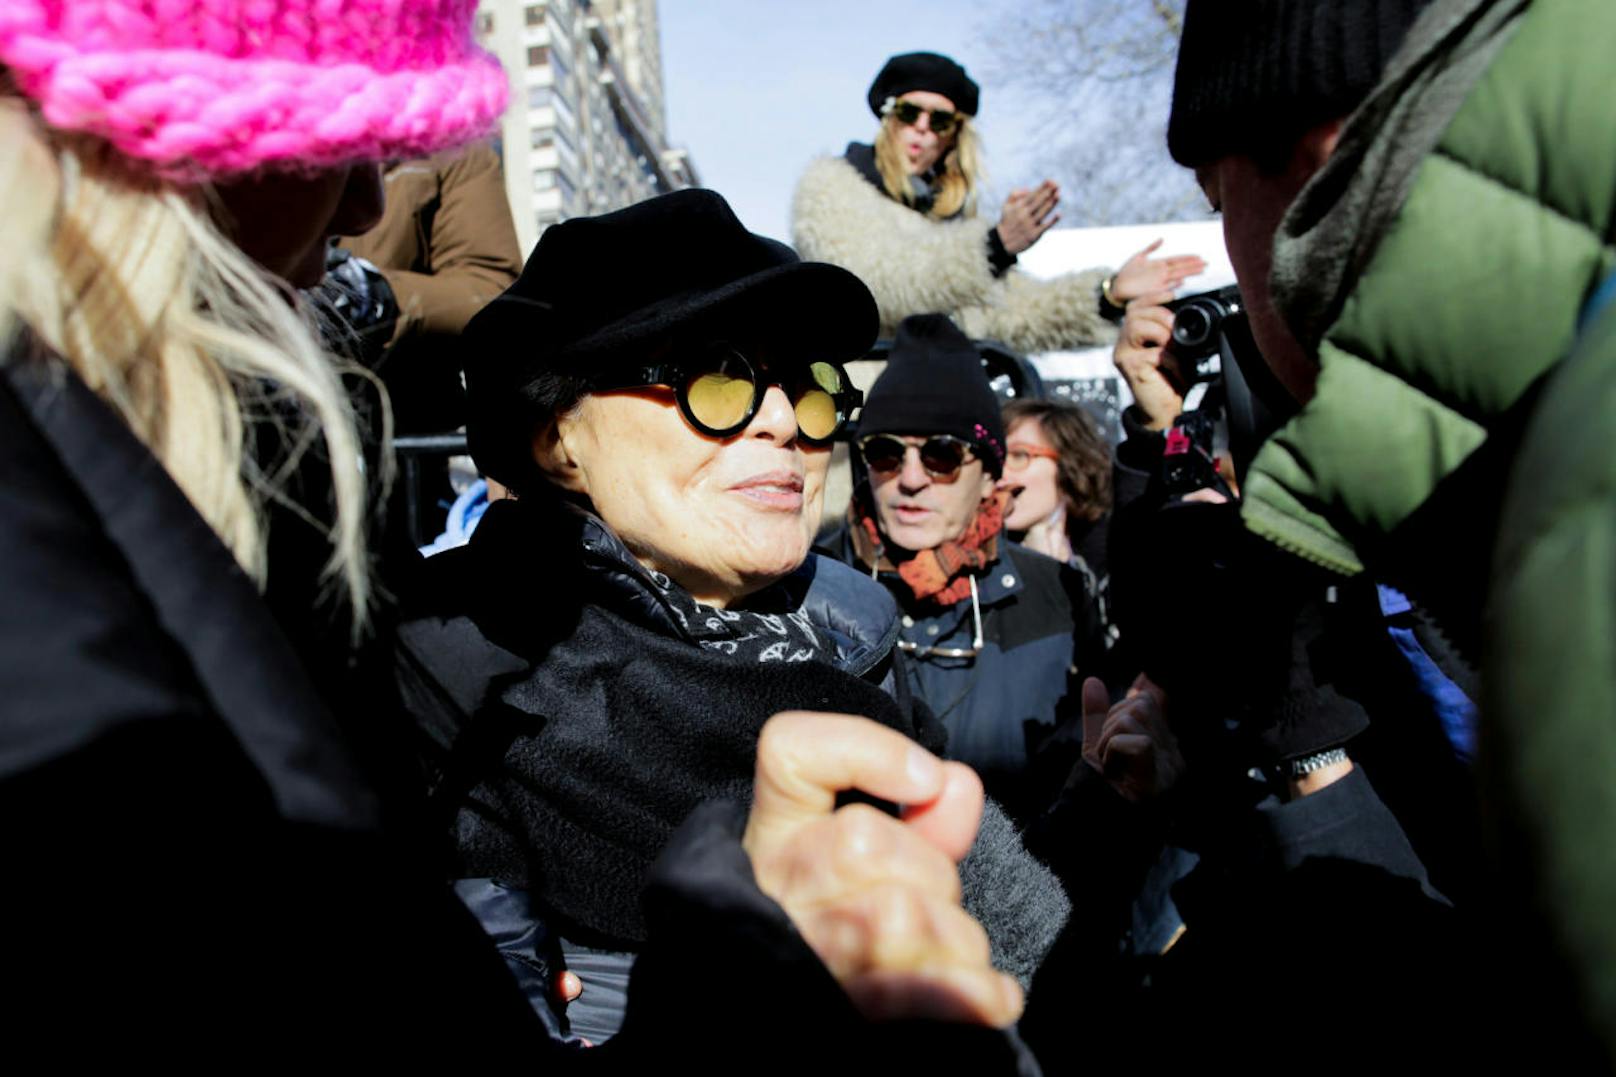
[1240,0,1616,1055]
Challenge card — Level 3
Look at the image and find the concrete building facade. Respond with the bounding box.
[475,0,700,256]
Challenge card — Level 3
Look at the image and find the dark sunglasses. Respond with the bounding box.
[882,98,962,137]
[858,434,975,483]
[588,345,862,444]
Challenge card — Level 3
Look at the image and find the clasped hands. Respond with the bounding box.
[742,712,1022,1028]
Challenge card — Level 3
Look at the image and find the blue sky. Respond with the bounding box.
[660,0,1044,243]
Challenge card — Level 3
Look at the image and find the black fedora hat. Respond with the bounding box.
[463,188,878,488]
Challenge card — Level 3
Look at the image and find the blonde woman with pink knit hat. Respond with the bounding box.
[0,0,1026,1062]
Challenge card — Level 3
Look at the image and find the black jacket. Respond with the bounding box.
[819,526,1104,823]
[398,497,1070,1044]
[0,357,1040,1072]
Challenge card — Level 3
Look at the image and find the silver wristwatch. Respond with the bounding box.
[1283,747,1348,780]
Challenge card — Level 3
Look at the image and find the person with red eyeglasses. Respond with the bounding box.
[791,51,1204,355]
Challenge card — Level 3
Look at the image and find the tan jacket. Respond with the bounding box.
[341,142,522,344]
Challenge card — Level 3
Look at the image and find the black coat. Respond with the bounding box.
[0,357,540,1061]
[819,526,1104,823]
[397,498,1070,1045]
[0,356,1041,1072]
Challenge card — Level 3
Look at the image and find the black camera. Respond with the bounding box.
[1164,284,1244,387]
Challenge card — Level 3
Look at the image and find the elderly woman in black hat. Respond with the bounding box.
[791,50,1204,354]
[397,189,1068,1046]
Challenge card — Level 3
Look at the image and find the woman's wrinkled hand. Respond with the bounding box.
[1110,239,1207,304]
[1113,293,1184,430]
[743,712,1023,1028]
[996,180,1061,256]
[1080,676,1184,804]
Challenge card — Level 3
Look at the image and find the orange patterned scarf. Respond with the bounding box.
[854,488,1012,606]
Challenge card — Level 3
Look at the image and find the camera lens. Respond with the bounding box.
[1173,303,1216,351]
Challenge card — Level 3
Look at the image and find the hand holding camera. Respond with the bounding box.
[1113,291,1184,430]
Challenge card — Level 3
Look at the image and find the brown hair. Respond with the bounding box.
[1001,399,1112,525]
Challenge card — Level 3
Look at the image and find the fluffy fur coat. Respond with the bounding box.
[791,153,1117,353]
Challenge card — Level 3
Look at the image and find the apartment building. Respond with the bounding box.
[476,0,700,255]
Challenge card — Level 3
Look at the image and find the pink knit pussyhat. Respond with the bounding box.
[0,0,510,179]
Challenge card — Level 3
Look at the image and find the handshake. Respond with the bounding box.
[743,712,1023,1027]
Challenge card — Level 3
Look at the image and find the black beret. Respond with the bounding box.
[867,51,980,118]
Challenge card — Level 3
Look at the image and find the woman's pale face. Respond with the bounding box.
[999,419,1063,532]
[895,90,957,176]
[546,376,830,608]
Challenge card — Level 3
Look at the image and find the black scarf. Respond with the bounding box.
[638,565,833,665]
[843,141,959,220]
[442,499,942,946]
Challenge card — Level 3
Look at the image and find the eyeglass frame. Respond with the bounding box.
[587,345,864,445]
[1004,443,1062,471]
[857,433,978,484]
[894,574,984,660]
[880,96,963,137]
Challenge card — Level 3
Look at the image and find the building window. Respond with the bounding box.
[524,4,544,26]
[531,125,578,159]
[527,85,551,110]
[528,44,571,79]
[533,170,557,191]
[475,11,493,34]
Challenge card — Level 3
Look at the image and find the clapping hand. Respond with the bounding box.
[996,180,1061,256]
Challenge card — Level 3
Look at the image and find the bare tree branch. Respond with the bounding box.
[977,0,1205,226]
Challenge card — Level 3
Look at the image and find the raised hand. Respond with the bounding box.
[1110,239,1207,304]
[996,179,1061,255]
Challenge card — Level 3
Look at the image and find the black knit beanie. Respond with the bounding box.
[1168,0,1435,167]
[867,51,980,118]
[857,314,1006,477]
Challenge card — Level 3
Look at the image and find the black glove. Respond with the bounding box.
[304,246,399,367]
[1108,497,1370,770]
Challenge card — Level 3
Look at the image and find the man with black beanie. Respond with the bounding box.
[820,314,1103,824]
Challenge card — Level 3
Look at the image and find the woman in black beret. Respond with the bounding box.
[397,188,1070,1048]
[791,50,1204,354]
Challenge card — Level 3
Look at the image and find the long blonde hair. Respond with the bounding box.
[873,111,984,220]
[0,101,379,627]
